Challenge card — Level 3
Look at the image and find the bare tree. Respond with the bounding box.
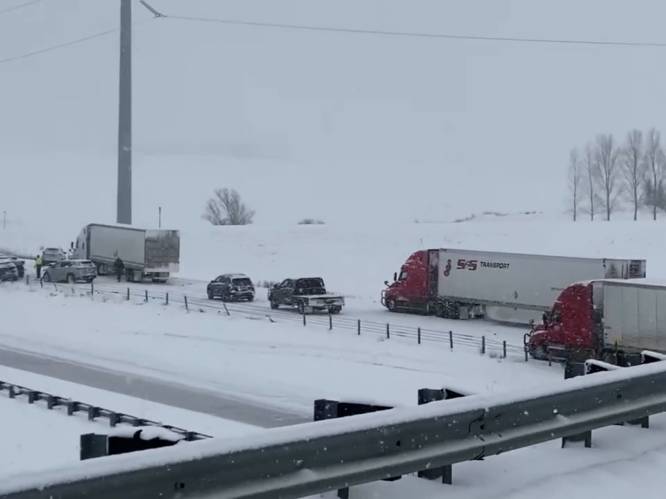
[621,129,644,221]
[203,188,255,226]
[567,148,582,221]
[582,142,598,220]
[644,127,665,221]
[594,134,621,221]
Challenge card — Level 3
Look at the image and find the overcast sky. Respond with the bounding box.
[1,0,666,230]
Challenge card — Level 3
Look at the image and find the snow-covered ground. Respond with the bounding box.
[0,365,256,481]
[0,283,559,413]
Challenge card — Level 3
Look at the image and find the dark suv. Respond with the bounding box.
[207,274,255,302]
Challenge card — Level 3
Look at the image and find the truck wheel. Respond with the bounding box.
[270,300,279,310]
[386,299,397,312]
[329,306,341,314]
[42,272,51,282]
[67,274,75,284]
[431,302,444,317]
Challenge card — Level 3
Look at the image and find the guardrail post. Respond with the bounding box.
[503,340,507,359]
[449,330,453,349]
[386,323,390,339]
[417,327,421,344]
[91,280,94,296]
[302,312,307,326]
[27,391,37,404]
[417,387,466,484]
[357,319,361,335]
[165,292,169,305]
[39,278,43,288]
[329,313,333,330]
[25,274,29,285]
[223,302,230,316]
[126,288,130,301]
[481,336,486,355]
[145,290,148,302]
[313,398,395,496]
[88,406,100,421]
[184,295,189,311]
[8,385,15,399]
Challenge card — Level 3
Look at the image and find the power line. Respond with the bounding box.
[0,28,116,65]
[0,0,41,16]
[0,19,154,66]
[161,13,666,49]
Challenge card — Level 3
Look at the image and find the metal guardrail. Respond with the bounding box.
[22,279,526,359]
[0,380,211,442]
[3,361,666,499]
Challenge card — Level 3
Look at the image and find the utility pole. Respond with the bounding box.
[158,206,162,228]
[2,211,6,230]
[117,0,132,224]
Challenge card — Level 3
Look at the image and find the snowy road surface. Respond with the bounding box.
[0,346,306,428]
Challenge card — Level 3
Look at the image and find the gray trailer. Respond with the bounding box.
[383,248,646,324]
[73,223,180,283]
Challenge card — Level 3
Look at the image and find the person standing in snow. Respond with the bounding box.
[34,255,43,279]
[113,256,125,282]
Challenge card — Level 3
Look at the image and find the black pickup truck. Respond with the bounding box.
[268,277,344,314]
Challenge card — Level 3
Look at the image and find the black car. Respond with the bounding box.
[0,261,18,282]
[207,274,255,302]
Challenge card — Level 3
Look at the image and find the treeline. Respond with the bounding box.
[568,128,665,221]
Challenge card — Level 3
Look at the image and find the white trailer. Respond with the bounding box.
[599,280,666,352]
[437,249,646,323]
[383,248,646,324]
[73,223,180,283]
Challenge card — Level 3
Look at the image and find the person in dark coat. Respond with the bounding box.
[113,256,125,282]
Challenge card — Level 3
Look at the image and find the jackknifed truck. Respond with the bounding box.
[382,248,646,325]
[73,223,180,283]
[527,279,666,363]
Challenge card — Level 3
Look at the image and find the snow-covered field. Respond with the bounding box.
[3,215,666,496]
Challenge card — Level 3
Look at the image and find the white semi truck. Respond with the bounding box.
[73,223,180,283]
[382,248,646,324]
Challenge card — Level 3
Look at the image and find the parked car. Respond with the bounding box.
[207,274,255,301]
[0,257,24,278]
[42,259,97,283]
[0,261,18,282]
[268,277,344,314]
[41,247,66,266]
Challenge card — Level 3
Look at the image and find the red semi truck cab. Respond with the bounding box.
[527,282,598,359]
[381,250,431,312]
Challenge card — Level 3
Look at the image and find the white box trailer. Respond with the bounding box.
[599,280,666,352]
[73,223,180,283]
[382,248,646,324]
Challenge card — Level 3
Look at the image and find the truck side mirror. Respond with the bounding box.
[393,272,397,281]
[384,280,389,287]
